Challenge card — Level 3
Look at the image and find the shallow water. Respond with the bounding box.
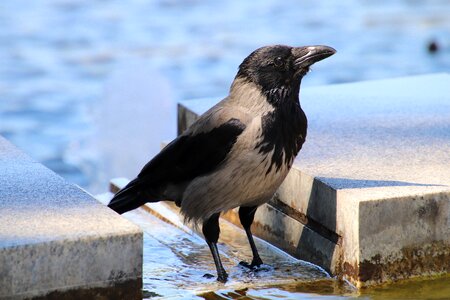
[125,207,332,299]
[0,0,449,191]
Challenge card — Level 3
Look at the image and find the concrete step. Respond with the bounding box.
[0,136,142,299]
[177,73,450,287]
[101,179,341,298]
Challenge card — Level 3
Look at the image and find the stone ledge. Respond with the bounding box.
[177,73,450,287]
[0,136,143,299]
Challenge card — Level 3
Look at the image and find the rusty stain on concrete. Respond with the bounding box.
[30,279,142,300]
[359,241,450,286]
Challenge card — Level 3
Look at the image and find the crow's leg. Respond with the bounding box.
[238,206,263,269]
[202,213,228,283]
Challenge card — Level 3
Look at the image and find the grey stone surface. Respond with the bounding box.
[0,136,143,299]
[298,73,450,189]
[178,73,450,287]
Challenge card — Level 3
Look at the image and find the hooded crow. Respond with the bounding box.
[108,44,336,282]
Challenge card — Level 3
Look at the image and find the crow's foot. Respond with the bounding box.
[203,273,215,279]
[239,256,263,270]
[205,270,228,283]
[216,271,228,283]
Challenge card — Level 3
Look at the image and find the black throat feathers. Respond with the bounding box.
[256,86,307,175]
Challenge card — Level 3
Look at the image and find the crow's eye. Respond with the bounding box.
[273,56,284,67]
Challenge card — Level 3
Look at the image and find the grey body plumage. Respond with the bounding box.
[108,44,336,282]
[179,77,301,222]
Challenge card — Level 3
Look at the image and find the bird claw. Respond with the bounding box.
[216,272,228,283]
[203,273,215,279]
[239,261,255,269]
[239,258,263,270]
[204,272,228,283]
[205,270,228,283]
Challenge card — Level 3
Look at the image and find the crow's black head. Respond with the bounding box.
[237,45,335,101]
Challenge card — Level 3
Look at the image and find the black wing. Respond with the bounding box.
[109,117,246,213]
[138,117,246,186]
[108,115,246,214]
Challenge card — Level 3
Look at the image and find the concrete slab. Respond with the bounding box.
[177,73,450,287]
[0,136,143,299]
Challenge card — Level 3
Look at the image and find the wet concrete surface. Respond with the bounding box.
[134,209,337,298]
[96,193,357,299]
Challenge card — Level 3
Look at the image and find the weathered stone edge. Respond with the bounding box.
[0,231,143,300]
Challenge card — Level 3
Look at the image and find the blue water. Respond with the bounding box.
[0,0,449,191]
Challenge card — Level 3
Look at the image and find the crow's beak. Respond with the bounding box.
[293,45,336,69]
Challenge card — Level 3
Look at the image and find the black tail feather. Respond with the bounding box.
[108,178,149,214]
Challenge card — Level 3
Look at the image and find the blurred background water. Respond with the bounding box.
[0,0,449,193]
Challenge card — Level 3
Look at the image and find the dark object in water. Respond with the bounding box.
[428,40,439,54]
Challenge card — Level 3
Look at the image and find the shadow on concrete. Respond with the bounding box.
[296,178,337,273]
